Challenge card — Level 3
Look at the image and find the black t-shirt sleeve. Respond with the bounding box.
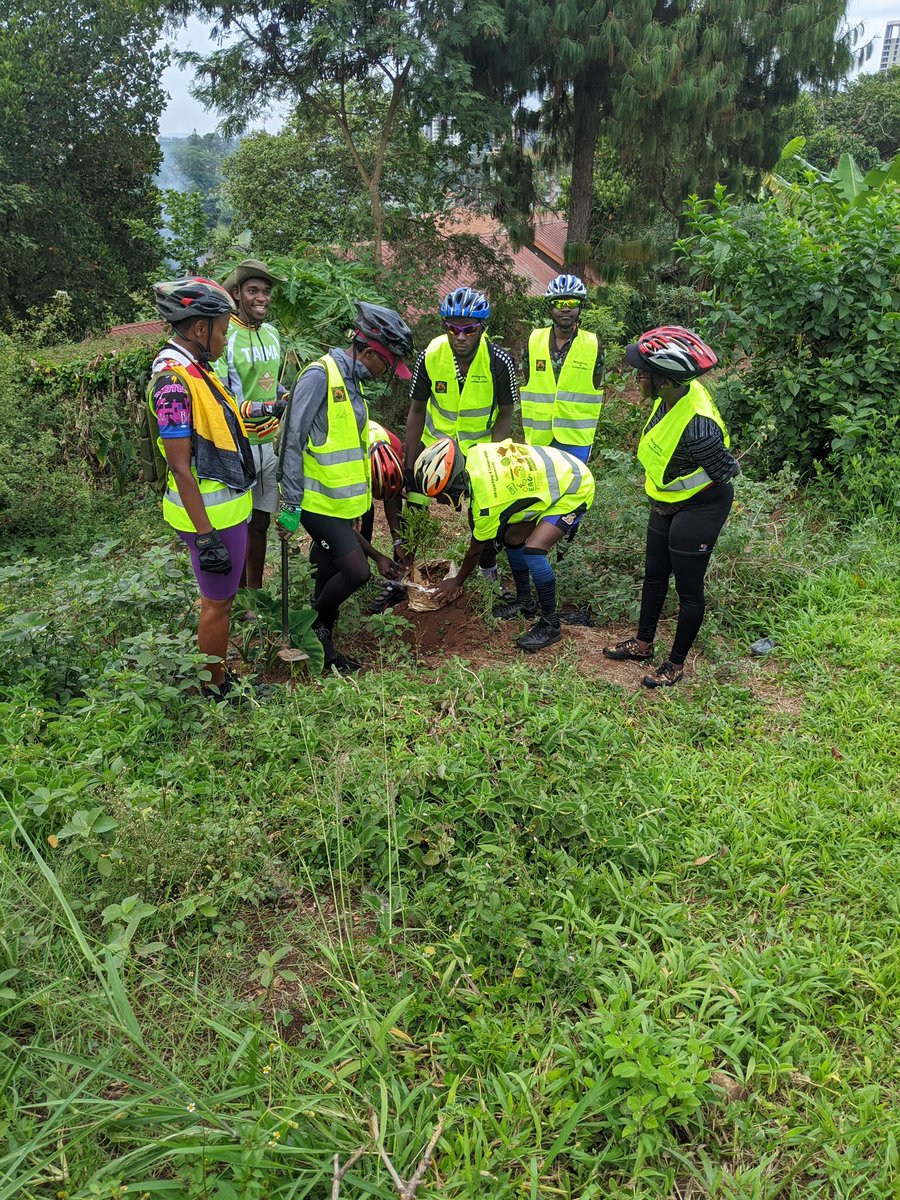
[488,344,520,407]
[409,350,431,405]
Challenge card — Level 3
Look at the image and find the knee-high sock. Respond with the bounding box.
[523,547,556,617]
[504,545,533,603]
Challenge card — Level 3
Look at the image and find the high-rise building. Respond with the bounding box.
[881,21,900,70]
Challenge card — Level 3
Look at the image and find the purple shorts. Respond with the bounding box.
[179,522,248,600]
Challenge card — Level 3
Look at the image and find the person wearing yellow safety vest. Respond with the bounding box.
[149,278,256,702]
[276,302,414,672]
[214,258,288,595]
[404,287,517,598]
[603,326,739,688]
[413,437,595,652]
[520,274,604,462]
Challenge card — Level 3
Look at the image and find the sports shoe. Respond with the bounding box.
[515,616,562,653]
[493,597,537,620]
[602,637,654,662]
[314,625,362,674]
[642,660,683,689]
[368,583,405,614]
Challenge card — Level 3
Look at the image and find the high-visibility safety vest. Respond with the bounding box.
[520,327,603,448]
[301,354,371,519]
[422,335,495,454]
[148,365,253,533]
[213,318,283,444]
[637,379,730,503]
[466,439,595,542]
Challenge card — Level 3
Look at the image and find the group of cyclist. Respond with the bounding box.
[149,264,738,697]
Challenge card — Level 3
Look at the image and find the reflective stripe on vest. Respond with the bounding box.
[301,354,370,518]
[636,379,730,503]
[422,335,495,453]
[161,479,252,531]
[465,440,594,542]
[520,328,602,448]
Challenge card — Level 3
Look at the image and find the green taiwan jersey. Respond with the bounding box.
[213,317,283,445]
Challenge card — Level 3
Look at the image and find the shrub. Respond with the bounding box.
[677,177,900,509]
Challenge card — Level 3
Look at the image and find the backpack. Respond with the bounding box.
[140,373,170,495]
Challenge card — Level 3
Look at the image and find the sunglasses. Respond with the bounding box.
[444,321,482,336]
[550,299,582,309]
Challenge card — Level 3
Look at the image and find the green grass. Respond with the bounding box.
[1,477,899,1198]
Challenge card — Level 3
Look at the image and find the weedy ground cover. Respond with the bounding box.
[1,471,898,1198]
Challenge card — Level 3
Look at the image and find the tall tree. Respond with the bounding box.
[167,0,505,265]
[469,0,864,273]
[221,89,453,252]
[0,0,165,329]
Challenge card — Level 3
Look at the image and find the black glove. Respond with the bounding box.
[403,466,416,492]
[259,399,287,419]
[195,529,232,575]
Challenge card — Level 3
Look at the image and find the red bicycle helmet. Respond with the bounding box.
[371,440,404,500]
[625,326,717,382]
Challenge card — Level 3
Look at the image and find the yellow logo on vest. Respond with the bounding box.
[435,381,448,393]
[332,387,346,401]
[536,359,547,372]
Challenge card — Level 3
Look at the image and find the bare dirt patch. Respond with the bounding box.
[235,888,378,1037]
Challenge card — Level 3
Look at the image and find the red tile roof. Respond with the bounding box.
[108,319,166,339]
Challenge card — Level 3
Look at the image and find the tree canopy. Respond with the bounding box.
[468,0,864,270]
[222,91,453,253]
[166,0,504,264]
[0,0,165,330]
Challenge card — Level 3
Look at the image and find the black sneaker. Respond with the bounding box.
[314,625,361,674]
[603,637,654,662]
[516,616,562,653]
[493,597,538,620]
[368,583,405,614]
[201,674,253,706]
[642,660,683,689]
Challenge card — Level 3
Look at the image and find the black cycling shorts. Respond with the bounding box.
[300,510,361,560]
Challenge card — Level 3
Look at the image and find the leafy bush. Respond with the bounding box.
[0,333,160,538]
[677,174,900,509]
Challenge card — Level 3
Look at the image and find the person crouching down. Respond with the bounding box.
[414,437,595,652]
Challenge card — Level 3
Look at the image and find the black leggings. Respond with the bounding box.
[300,510,371,632]
[637,483,733,666]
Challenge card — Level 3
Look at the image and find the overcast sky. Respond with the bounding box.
[158,4,900,139]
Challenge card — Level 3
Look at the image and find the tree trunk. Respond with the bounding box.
[370,184,384,269]
[566,68,604,275]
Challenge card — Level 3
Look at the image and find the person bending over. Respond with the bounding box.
[413,437,595,653]
[277,303,414,672]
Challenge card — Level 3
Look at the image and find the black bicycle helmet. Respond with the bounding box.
[354,301,414,359]
[154,277,236,325]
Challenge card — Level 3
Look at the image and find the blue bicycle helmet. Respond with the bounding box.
[440,287,491,320]
[545,274,588,301]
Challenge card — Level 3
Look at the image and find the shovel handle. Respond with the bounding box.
[281,540,290,644]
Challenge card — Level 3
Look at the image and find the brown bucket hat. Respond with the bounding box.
[221,258,286,293]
